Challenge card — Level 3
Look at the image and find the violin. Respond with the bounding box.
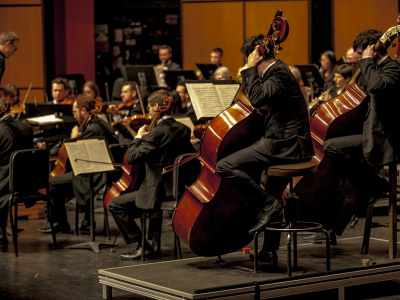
[193,120,211,140]
[104,97,173,210]
[105,99,136,114]
[110,114,151,128]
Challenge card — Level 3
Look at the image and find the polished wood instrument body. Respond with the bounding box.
[172,11,289,257]
[110,114,151,128]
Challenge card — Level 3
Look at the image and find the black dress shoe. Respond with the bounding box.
[249,249,278,264]
[39,223,71,234]
[119,246,154,260]
[368,177,390,207]
[249,200,283,235]
[302,231,337,245]
[78,219,96,233]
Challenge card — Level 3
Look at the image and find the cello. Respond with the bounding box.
[172,11,289,257]
[103,97,173,210]
[293,19,400,234]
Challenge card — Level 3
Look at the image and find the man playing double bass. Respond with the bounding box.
[216,34,314,264]
[304,29,400,243]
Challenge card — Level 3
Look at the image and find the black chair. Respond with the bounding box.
[362,162,399,258]
[8,149,58,256]
[140,153,201,261]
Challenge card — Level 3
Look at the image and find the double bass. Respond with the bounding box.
[172,11,289,256]
[293,18,400,234]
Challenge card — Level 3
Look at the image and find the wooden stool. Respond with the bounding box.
[362,162,399,258]
[253,161,331,276]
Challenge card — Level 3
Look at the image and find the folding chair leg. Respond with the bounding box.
[9,203,18,256]
[103,208,111,240]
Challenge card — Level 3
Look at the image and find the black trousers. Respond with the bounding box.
[323,134,381,203]
[107,191,162,247]
[216,146,297,251]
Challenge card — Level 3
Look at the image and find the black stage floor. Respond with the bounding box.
[0,199,399,300]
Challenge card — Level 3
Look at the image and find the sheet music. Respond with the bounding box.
[186,83,224,119]
[64,139,114,176]
[174,116,194,134]
[186,82,240,121]
[215,84,240,108]
[26,114,64,125]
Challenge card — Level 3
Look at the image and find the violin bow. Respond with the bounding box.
[17,82,32,120]
[104,82,112,123]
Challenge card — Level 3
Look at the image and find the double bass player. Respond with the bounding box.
[304,29,400,243]
[216,34,314,264]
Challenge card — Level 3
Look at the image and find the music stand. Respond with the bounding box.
[63,137,117,253]
[195,63,219,80]
[294,64,325,96]
[120,65,160,87]
[25,103,73,118]
[164,70,198,89]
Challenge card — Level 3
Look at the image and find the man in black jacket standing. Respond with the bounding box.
[0,31,19,84]
[216,34,314,264]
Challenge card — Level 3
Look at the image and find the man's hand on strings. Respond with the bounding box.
[71,126,82,139]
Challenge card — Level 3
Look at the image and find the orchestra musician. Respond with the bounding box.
[175,81,197,125]
[107,81,147,143]
[304,29,400,243]
[40,95,117,234]
[156,45,181,87]
[2,83,24,118]
[51,77,71,104]
[0,99,33,245]
[83,80,108,123]
[215,34,314,264]
[0,31,19,85]
[107,89,193,260]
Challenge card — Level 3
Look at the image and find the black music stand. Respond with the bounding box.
[195,63,219,80]
[295,64,325,96]
[63,137,118,253]
[119,65,160,87]
[164,70,198,89]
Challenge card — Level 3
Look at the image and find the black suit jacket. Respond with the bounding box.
[241,60,314,161]
[359,56,400,166]
[127,117,192,210]
[0,116,33,223]
[72,116,117,205]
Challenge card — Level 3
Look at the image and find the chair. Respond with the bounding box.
[111,77,124,102]
[253,161,331,276]
[362,162,399,258]
[8,149,58,256]
[140,153,201,261]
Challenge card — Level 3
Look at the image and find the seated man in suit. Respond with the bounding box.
[156,45,181,87]
[108,89,194,260]
[0,99,33,244]
[41,95,117,234]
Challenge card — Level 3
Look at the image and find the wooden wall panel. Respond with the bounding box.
[182,2,244,80]
[245,1,309,66]
[0,6,45,101]
[0,0,41,4]
[334,0,399,60]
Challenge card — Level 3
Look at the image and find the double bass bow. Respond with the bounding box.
[172,10,289,257]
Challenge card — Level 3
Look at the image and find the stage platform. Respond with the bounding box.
[99,236,400,299]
